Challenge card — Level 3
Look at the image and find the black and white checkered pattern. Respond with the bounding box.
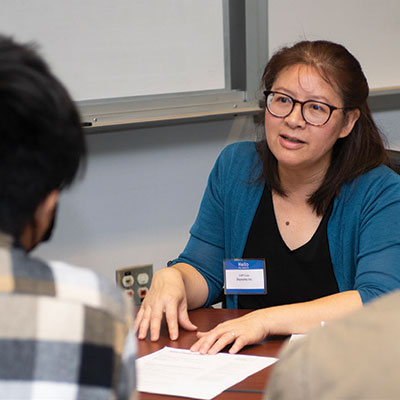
[0,233,136,399]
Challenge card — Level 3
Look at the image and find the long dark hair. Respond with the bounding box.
[256,40,389,215]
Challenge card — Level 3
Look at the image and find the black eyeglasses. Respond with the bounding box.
[264,90,346,126]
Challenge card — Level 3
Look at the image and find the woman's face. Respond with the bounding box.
[265,64,359,177]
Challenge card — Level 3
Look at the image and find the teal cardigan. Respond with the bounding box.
[172,141,400,308]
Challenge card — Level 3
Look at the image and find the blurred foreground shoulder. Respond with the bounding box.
[266,289,400,400]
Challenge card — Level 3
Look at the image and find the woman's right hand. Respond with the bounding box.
[134,267,198,341]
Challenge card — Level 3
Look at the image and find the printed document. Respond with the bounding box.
[137,346,277,399]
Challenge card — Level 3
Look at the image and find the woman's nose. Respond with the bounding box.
[285,103,306,128]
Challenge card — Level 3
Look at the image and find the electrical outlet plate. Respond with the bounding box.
[116,264,153,306]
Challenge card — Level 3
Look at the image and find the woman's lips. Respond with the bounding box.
[280,134,305,144]
[279,134,306,149]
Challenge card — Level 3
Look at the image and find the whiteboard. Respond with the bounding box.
[1,0,225,101]
[268,0,400,91]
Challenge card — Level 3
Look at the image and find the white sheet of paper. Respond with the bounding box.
[289,334,307,343]
[289,322,324,343]
[137,346,277,400]
[225,269,265,290]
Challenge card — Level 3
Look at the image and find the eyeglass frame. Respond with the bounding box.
[263,90,348,126]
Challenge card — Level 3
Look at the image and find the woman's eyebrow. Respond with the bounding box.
[272,86,332,103]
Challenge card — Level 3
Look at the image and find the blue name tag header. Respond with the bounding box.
[225,260,265,270]
[224,259,267,295]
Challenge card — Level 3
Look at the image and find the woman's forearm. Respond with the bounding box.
[171,262,209,310]
[190,290,363,354]
[264,290,363,335]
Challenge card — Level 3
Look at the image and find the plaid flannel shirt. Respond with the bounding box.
[0,234,136,400]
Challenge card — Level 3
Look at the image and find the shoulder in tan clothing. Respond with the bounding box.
[266,290,400,400]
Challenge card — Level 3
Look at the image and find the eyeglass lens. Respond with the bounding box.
[267,92,331,126]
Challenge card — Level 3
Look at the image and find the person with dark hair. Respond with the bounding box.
[135,40,400,355]
[0,35,136,399]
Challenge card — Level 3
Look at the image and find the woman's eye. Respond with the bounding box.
[311,103,322,111]
[276,96,289,103]
[309,102,327,113]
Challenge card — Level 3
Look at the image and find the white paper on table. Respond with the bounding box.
[289,322,325,343]
[136,346,277,400]
[289,334,307,343]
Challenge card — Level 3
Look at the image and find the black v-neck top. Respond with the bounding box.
[238,185,339,309]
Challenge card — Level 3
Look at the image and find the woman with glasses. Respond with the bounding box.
[135,40,400,354]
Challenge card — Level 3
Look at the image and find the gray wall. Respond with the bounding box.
[33,115,256,282]
[375,109,400,151]
[33,108,400,283]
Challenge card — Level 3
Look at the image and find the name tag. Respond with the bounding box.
[223,259,267,295]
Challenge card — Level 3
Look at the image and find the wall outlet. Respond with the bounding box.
[116,264,153,306]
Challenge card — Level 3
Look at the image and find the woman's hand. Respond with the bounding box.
[190,309,270,354]
[190,291,363,354]
[134,267,197,341]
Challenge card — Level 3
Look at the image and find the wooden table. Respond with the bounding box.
[137,308,288,400]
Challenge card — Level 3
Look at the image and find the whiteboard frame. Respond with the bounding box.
[81,0,268,131]
[81,0,397,132]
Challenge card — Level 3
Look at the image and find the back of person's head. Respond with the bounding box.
[258,40,389,214]
[0,35,86,239]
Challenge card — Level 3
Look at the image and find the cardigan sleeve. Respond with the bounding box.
[331,166,400,303]
[168,141,262,307]
[356,172,400,302]
[169,144,232,307]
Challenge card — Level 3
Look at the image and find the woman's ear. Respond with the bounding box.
[339,108,361,139]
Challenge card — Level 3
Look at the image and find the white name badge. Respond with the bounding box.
[223,259,267,295]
